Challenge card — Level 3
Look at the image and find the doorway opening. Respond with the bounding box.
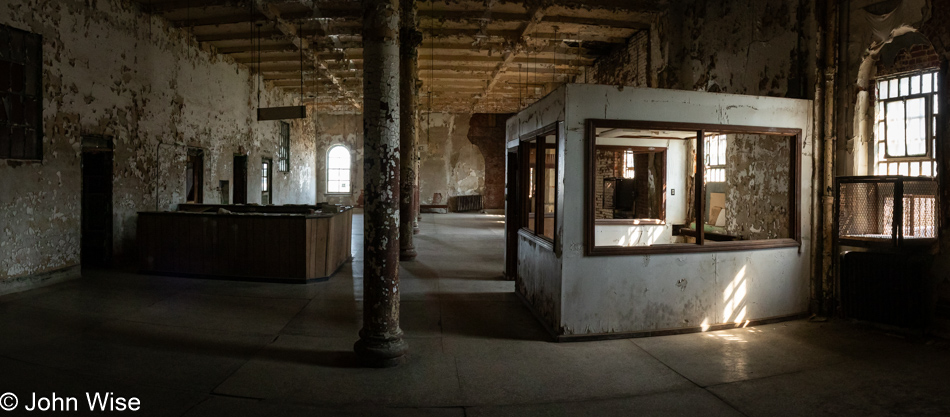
[233,154,248,204]
[81,135,114,269]
[186,148,204,203]
[261,157,272,205]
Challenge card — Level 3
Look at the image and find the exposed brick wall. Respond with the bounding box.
[466,113,512,209]
[876,43,940,77]
[581,30,649,87]
[594,149,620,218]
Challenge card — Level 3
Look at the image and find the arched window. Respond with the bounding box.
[327,145,351,193]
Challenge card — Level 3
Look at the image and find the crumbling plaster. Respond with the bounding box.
[1,0,312,284]
[417,112,507,210]
[723,133,791,240]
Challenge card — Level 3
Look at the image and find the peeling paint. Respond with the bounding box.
[0,0,310,283]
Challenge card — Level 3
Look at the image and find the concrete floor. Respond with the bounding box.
[1,213,949,416]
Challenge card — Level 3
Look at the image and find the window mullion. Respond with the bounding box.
[695,129,705,245]
[535,139,544,235]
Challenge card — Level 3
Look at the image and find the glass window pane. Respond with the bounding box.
[911,163,920,176]
[328,146,350,169]
[525,143,537,232]
[880,80,889,100]
[922,161,932,177]
[899,77,909,96]
[878,142,885,159]
[922,73,933,93]
[885,101,906,156]
[889,162,898,175]
[542,142,556,240]
[906,98,926,156]
[899,162,909,176]
[718,136,726,164]
[890,79,899,97]
[934,94,939,114]
[911,75,921,95]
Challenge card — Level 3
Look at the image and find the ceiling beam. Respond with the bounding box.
[471,5,545,110]
[254,0,361,110]
[142,0,244,14]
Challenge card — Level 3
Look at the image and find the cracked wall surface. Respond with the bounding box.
[0,0,311,284]
[656,0,815,98]
[723,134,791,240]
[418,112,508,210]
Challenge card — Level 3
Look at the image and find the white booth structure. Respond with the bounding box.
[505,84,814,340]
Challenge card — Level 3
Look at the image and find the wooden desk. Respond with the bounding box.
[137,208,352,282]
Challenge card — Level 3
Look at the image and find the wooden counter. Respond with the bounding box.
[137,208,352,282]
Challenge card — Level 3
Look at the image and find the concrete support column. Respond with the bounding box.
[354,0,407,368]
[399,0,421,260]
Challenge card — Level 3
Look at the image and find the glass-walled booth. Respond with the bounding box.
[505,84,814,340]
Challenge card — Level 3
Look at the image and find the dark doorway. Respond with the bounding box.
[233,154,248,204]
[186,148,204,203]
[261,157,272,205]
[81,148,113,269]
[505,150,519,280]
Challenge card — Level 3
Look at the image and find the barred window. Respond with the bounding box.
[278,122,290,172]
[874,69,939,176]
[704,134,726,183]
[0,25,43,161]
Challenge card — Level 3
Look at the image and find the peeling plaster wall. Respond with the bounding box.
[657,0,815,99]
[0,0,310,286]
[465,113,511,210]
[418,112,508,210]
[723,133,791,240]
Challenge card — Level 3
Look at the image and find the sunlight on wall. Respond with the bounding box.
[724,265,748,324]
[615,225,666,246]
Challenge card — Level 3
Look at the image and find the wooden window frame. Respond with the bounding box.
[518,123,559,248]
[584,119,802,256]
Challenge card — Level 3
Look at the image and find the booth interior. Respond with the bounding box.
[137,203,353,283]
[506,84,814,340]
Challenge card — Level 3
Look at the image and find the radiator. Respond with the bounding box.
[455,195,483,212]
[840,251,931,328]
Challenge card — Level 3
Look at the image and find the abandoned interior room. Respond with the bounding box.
[1,0,950,415]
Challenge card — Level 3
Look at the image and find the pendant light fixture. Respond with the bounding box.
[257,20,307,121]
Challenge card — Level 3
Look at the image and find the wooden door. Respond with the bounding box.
[233,154,248,204]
